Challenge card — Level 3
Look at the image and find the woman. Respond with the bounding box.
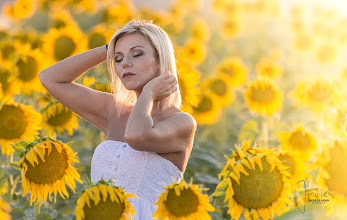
[39,20,197,219]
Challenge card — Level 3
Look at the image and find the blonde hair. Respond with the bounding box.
[106,20,182,118]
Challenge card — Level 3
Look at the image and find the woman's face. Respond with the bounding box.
[114,33,160,93]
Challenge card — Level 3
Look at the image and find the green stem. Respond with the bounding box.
[262,117,269,148]
[6,152,14,202]
[35,203,40,215]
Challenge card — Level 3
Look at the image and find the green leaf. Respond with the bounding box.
[35,213,53,220]
[11,141,27,152]
[10,207,27,219]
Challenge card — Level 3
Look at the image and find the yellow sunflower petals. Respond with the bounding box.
[251,209,259,220]
[99,184,108,202]
[235,163,249,176]
[244,208,250,220]
[272,202,283,216]
[229,171,240,185]
[247,156,256,170]
[254,155,263,171]
[174,186,181,197]
[241,158,252,170]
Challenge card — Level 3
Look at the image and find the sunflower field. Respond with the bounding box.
[1,0,347,219]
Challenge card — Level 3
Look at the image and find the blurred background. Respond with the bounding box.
[1,0,347,219]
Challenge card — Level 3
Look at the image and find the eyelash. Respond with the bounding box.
[115,53,143,63]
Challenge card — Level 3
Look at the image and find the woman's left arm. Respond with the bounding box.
[125,89,155,139]
[124,72,197,153]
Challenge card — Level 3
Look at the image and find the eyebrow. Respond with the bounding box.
[115,46,144,55]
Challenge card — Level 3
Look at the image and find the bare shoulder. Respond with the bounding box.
[167,111,197,136]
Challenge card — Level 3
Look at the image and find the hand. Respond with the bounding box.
[143,71,178,101]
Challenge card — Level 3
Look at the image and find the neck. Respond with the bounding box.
[135,89,162,116]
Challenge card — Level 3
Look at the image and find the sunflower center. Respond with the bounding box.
[1,44,15,59]
[289,131,310,150]
[52,19,67,29]
[194,95,213,113]
[88,33,106,49]
[54,36,76,61]
[83,196,125,220]
[164,188,199,216]
[231,157,283,209]
[0,67,11,92]
[250,85,275,103]
[188,47,197,56]
[0,105,27,140]
[220,65,235,77]
[25,144,68,184]
[307,84,331,102]
[324,143,347,194]
[210,79,227,96]
[278,154,296,176]
[46,106,72,126]
[17,56,38,82]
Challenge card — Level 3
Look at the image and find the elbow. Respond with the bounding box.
[124,131,149,151]
[39,71,47,84]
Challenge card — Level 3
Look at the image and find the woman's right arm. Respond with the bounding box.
[39,44,113,134]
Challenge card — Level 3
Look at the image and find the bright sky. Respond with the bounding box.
[1,0,346,29]
[279,0,347,16]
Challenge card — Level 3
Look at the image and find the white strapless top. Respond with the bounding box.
[90,140,184,220]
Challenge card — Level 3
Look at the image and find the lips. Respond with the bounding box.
[123,72,136,78]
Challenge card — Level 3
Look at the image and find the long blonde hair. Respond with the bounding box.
[106,20,182,118]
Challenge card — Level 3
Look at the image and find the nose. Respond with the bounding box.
[122,55,133,68]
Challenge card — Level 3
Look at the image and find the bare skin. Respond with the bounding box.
[39,21,196,174]
[105,106,193,174]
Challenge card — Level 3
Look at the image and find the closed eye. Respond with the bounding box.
[133,53,143,57]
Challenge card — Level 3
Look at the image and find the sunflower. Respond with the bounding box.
[278,126,318,160]
[0,58,20,97]
[179,40,207,66]
[214,56,248,88]
[0,39,17,60]
[14,136,83,206]
[99,2,135,26]
[253,0,280,16]
[276,150,309,192]
[190,90,223,125]
[0,199,11,220]
[176,61,200,113]
[316,42,338,64]
[65,0,96,14]
[316,140,347,196]
[190,18,210,43]
[293,32,315,53]
[153,177,215,220]
[213,140,292,220]
[42,101,79,137]
[13,42,47,95]
[87,24,114,49]
[75,178,137,220]
[2,0,37,21]
[289,79,339,112]
[220,16,241,39]
[48,8,80,30]
[83,76,113,93]
[255,57,283,79]
[200,74,235,107]
[244,78,283,116]
[314,140,347,215]
[0,97,42,155]
[213,0,242,15]
[42,25,87,62]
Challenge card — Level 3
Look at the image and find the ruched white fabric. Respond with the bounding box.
[91,140,184,220]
